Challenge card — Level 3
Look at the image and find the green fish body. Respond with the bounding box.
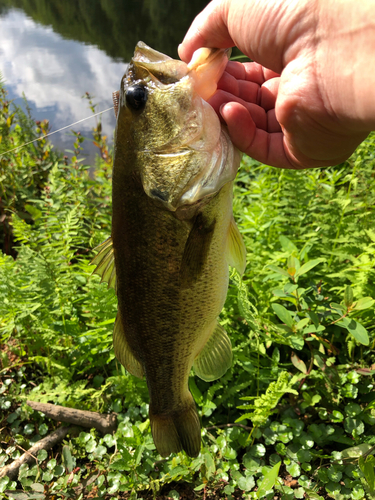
[92,42,246,458]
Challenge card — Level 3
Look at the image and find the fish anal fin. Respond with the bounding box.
[113,313,144,378]
[193,322,232,382]
[180,213,215,289]
[113,91,120,118]
[150,393,201,458]
[91,237,117,290]
[226,217,246,275]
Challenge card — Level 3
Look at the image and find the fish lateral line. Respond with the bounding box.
[0,106,115,157]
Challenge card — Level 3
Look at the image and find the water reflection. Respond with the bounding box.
[0,0,209,60]
[0,8,124,160]
[0,0,210,162]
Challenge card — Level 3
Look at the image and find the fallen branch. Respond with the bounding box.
[26,400,117,434]
[0,425,77,480]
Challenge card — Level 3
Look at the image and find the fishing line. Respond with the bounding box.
[0,106,114,157]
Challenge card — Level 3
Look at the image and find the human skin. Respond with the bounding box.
[179,0,375,169]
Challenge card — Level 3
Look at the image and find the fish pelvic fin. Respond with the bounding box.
[113,313,144,378]
[226,216,246,275]
[91,237,117,290]
[150,394,201,458]
[193,321,232,382]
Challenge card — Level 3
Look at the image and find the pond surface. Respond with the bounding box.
[0,0,210,162]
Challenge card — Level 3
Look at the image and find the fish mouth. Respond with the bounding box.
[131,42,230,94]
[132,41,188,84]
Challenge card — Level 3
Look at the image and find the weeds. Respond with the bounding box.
[0,78,374,499]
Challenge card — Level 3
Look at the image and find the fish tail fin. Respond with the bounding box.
[150,395,201,458]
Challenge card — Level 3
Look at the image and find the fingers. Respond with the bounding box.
[210,62,282,136]
[219,102,296,168]
[216,72,259,104]
[209,90,267,130]
[178,0,234,63]
[217,64,281,111]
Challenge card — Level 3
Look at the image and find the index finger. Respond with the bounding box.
[178,0,234,62]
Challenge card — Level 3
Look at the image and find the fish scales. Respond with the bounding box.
[92,42,247,458]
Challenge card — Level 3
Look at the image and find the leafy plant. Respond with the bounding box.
[1,84,375,499]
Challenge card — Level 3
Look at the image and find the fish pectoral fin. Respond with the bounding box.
[193,322,232,382]
[112,91,119,118]
[113,313,144,379]
[180,213,216,289]
[90,237,117,290]
[226,216,246,275]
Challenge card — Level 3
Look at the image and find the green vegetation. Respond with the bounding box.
[1,77,375,500]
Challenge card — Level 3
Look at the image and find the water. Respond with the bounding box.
[0,0,210,163]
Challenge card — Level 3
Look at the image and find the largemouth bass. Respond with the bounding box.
[92,42,246,458]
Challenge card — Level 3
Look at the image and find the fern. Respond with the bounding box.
[236,371,298,427]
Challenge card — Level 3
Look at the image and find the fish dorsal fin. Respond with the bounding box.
[113,313,144,379]
[193,321,232,382]
[91,237,117,290]
[113,91,120,118]
[226,217,246,275]
[180,213,216,289]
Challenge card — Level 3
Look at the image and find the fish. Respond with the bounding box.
[91,41,246,458]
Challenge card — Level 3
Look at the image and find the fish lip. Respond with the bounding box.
[130,41,188,84]
[133,41,172,64]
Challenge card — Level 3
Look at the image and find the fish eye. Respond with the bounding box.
[125,85,148,110]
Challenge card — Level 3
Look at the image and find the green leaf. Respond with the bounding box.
[294,258,324,279]
[359,455,375,491]
[203,452,216,479]
[42,471,53,482]
[0,478,10,494]
[304,489,324,500]
[286,461,300,477]
[272,304,294,328]
[62,445,73,473]
[38,424,48,436]
[168,491,180,500]
[256,461,281,498]
[37,450,47,462]
[189,378,203,405]
[7,412,18,424]
[279,235,298,253]
[237,474,255,491]
[344,285,354,308]
[289,335,305,350]
[291,352,307,374]
[267,265,290,278]
[46,458,56,470]
[336,317,369,345]
[134,444,145,466]
[341,443,373,459]
[296,318,310,330]
[30,484,44,493]
[352,297,375,310]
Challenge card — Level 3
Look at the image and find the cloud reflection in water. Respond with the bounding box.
[0,9,125,162]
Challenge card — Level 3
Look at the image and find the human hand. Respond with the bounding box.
[179,0,375,169]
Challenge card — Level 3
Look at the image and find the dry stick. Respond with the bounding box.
[26,400,117,434]
[0,425,78,480]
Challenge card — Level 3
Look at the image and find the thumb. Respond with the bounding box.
[178,0,234,63]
